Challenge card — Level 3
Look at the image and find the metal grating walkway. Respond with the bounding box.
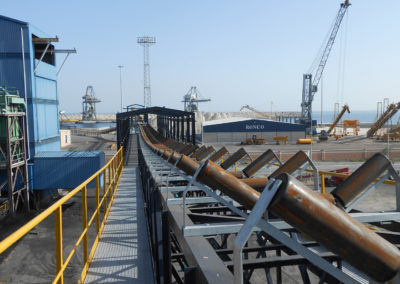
[85,135,154,283]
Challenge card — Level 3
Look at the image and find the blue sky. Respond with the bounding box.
[1,1,399,113]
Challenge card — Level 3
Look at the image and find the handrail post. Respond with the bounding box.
[95,176,100,234]
[111,159,115,195]
[321,174,326,194]
[103,168,107,215]
[108,164,111,202]
[55,206,63,284]
[82,185,88,265]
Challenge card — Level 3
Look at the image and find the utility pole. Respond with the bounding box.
[118,65,124,112]
[137,36,156,108]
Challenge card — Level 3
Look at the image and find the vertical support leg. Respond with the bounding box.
[95,175,100,234]
[162,210,172,284]
[55,206,64,284]
[82,185,88,265]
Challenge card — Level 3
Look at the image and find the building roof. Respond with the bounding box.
[203,117,306,133]
[0,14,27,25]
[203,117,273,126]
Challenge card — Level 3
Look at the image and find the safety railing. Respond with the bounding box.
[0,146,124,284]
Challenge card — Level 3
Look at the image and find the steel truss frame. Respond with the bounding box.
[0,113,29,215]
[134,130,400,284]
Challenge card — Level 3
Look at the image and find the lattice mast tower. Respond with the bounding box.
[137,36,156,108]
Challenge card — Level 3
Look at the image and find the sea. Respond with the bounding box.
[312,110,400,124]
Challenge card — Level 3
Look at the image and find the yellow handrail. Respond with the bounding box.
[0,146,124,284]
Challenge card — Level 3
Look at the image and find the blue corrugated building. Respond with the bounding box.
[34,151,105,189]
[0,15,105,193]
[203,118,306,143]
[0,15,60,158]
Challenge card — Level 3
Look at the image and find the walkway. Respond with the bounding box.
[85,135,154,283]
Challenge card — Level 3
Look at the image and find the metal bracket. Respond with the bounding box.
[33,43,50,73]
[296,155,320,192]
[57,48,77,75]
[182,162,207,229]
[233,178,280,284]
[254,157,282,178]
[345,165,400,212]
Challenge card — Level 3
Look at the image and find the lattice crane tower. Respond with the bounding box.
[137,36,156,108]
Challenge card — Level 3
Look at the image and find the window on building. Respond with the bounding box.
[32,35,55,66]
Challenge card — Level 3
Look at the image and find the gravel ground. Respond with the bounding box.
[0,134,116,283]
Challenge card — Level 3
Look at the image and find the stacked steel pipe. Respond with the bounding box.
[139,125,400,282]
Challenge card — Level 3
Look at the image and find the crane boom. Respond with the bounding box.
[327,104,350,134]
[240,105,273,119]
[312,1,350,91]
[301,1,351,127]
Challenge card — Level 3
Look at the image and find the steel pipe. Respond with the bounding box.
[190,145,207,159]
[228,171,243,179]
[196,146,215,161]
[141,126,260,209]
[331,153,392,208]
[181,144,199,156]
[209,146,228,162]
[243,149,276,178]
[269,150,308,179]
[220,148,247,170]
[140,125,400,282]
[270,173,400,282]
[241,177,269,191]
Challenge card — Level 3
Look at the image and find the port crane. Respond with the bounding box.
[82,86,101,121]
[182,86,211,112]
[301,0,351,128]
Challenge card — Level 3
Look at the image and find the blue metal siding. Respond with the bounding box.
[0,17,32,99]
[203,119,306,133]
[34,78,59,140]
[0,15,61,157]
[33,151,105,190]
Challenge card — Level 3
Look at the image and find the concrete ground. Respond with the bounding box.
[63,133,117,161]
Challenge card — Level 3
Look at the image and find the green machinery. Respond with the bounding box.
[0,86,29,215]
[0,87,26,165]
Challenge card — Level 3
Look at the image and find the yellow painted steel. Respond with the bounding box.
[0,201,9,214]
[321,174,325,194]
[297,138,313,144]
[0,146,124,284]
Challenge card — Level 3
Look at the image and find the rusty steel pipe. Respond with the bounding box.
[209,146,228,162]
[270,174,400,282]
[181,144,199,156]
[228,171,243,179]
[243,149,276,178]
[190,145,207,159]
[269,150,308,179]
[196,146,216,161]
[331,153,392,208]
[141,126,260,209]
[140,125,400,282]
[241,177,269,191]
[220,148,247,170]
[175,143,188,153]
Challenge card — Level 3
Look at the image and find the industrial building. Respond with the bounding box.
[0,15,103,214]
[0,15,61,156]
[202,117,306,143]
